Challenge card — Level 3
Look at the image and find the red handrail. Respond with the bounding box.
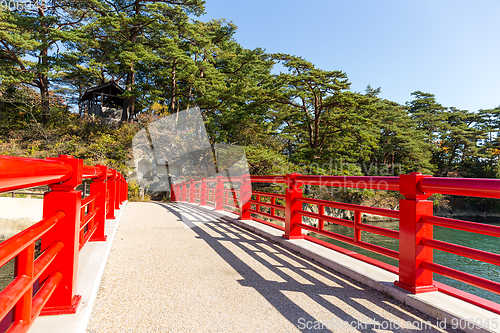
[250,175,286,183]
[171,171,500,314]
[423,215,500,237]
[82,165,104,179]
[0,212,64,327]
[299,197,400,219]
[295,175,400,191]
[419,177,500,198]
[0,211,64,268]
[0,156,71,192]
[0,154,128,330]
[79,193,99,250]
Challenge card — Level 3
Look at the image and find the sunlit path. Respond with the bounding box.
[87,202,455,333]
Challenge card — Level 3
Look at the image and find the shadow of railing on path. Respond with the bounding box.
[155,202,451,333]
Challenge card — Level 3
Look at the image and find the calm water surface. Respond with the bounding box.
[310,217,500,303]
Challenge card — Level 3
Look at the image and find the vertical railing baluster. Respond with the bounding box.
[14,243,35,324]
[182,182,186,202]
[232,179,239,209]
[90,165,108,242]
[114,172,120,210]
[318,205,324,231]
[106,170,117,219]
[115,176,121,205]
[271,197,276,217]
[40,155,83,314]
[394,172,437,294]
[239,174,251,220]
[283,173,304,239]
[200,178,207,206]
[189,179,195,203]
[215,176,224,210]
[170,183,176,202]
[353,210,361,243]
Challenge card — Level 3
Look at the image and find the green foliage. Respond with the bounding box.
[127,180,150,202]
[0,105,143,177]
[406,91,448,145]
[0,0,95,123]
[244,145,299,175]
[368,95,434,175]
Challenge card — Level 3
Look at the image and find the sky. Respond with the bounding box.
[198,0,500,112]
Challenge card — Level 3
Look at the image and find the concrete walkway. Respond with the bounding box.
[86,202,462,333]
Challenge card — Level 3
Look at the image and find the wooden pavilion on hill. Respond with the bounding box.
[80,81,125,122]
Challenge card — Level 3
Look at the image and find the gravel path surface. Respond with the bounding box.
[87,202,460,333]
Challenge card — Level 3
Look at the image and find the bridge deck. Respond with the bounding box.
[86,202,454,332]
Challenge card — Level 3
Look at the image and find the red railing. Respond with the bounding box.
[171,172,500,314]
[174,177,241,213]
[0,155,128,332]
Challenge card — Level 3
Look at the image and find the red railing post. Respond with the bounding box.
[106,170,117,219]
[115,175,120,205]
[354,210,361,243]
[114,173,120,210]
[117,175,123,205]
[395,172,438,293]
[231,181,239,210]
[181,182,186,202]
[318,205,324,231]
[122,176,126,204]
[200,178,207,206]
[239,174,252,220]
[189,179,195,203]
[14,240,35,324]
[40,155,83,314]
[90,165,108,242]
[122,176,126,203]
[123,175,128,201]
[122,177,125,202]
[115,175,120,206]
[283,173,304,239]
[170,183,177,201]
[215,176,224,210]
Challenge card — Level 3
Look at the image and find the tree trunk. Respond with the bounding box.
[129,69,136,121]
[122,67,136,121]
[313,98,320,149]
[170,58,177,114]
[40,75,50,124]
[122,0,140,122]
[40,45,50,124]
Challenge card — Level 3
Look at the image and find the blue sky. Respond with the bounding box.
[199,0,500,112]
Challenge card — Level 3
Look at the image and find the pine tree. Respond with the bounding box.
[0,1,91,123]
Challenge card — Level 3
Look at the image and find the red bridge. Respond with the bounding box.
[1,155,500,332]
[0,155,126,332]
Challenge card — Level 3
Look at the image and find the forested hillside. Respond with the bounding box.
[1,0,499,210]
